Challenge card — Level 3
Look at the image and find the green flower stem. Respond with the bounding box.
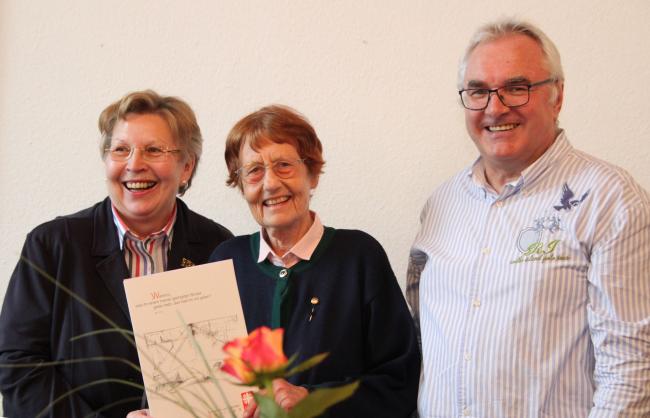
[262,377,274,399]
[82,396,143,418]
[69,328,134,342]
[35,378,144,418]
[178,313,235,418]
[0,356,140,372]
[20,257,135,347]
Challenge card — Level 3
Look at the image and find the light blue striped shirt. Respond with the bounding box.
[407,131,650,417]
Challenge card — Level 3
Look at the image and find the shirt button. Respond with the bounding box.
[495,200,504,208]
[463,406,471,416]
[464,351,471,361]
[279,269,288,278]
[472,298,481,308]
[481,247,490,255]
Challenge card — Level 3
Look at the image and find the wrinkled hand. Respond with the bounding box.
[242,378,308,418]
[273,378,308,411]
[126,409,151,418]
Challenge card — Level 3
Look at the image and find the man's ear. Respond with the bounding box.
[553,81,564,116]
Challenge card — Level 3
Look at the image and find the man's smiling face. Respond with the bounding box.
[462,33,563,175]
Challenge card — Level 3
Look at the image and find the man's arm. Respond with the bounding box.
[587,203,650,417]
[406,249,427,346]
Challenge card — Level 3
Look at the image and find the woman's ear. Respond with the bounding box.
[309,173,320,190]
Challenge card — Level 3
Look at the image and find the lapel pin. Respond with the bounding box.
[308,296,319,322]
[181,258,195,268]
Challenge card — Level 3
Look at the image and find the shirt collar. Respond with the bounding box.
[519,130,571,188]
[257,212,324,265]
[111,203,177,249]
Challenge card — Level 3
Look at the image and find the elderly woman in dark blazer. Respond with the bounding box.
[214,105,419,417]
[0,90,232,418]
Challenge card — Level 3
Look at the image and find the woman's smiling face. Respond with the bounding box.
[239,139,318,243]
[104,113,194,236]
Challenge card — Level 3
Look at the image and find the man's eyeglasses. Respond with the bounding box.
[104,145,182,162]
[458,78,556,111]
[237,159,305,184]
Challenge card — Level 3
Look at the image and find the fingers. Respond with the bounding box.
[126,409,150,418]
[242,398,257,418]
[272,378,308,411]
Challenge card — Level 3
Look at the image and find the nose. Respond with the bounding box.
[126,148,147,171]
[262,165,281,190]
[484,91,510,116]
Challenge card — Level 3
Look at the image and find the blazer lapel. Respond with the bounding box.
[92,198,132,322]
[168,199,196,270]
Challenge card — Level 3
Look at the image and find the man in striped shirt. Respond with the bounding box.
[407,18,650,417]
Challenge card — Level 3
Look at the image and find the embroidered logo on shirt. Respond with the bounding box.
[511,215,569,264]
[553,183,589,211]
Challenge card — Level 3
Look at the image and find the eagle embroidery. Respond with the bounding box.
[554,183,589,211]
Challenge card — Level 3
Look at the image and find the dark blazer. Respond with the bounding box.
[0,197,232,418]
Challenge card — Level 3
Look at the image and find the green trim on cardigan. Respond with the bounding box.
[249,227,336,328]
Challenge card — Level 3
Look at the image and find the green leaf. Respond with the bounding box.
[287,381,359,418]
[254,393,290,418]
[285,353,329,378]
[69,327,134,342]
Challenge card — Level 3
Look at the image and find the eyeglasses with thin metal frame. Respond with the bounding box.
[458,78,556,111]
[104,144,183,162]
[237,158,306,184]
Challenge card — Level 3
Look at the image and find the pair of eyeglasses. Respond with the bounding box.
[237,158,305,184]
[104,145,182,162]
[458,78,556,110]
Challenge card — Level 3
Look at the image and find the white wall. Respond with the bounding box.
[1,0,649,300]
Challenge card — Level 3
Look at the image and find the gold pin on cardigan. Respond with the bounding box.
[308,297,319,322]
[181,257,195,267]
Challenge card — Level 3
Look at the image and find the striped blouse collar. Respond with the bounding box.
[111,203,177,249]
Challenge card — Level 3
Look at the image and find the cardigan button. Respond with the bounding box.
[279,269,288,278]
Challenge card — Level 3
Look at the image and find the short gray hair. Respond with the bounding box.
[458,18,564,90]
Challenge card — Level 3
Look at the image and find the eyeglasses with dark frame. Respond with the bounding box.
[237,158,306,185]
[458,78,556,111]
[104,144,183,162]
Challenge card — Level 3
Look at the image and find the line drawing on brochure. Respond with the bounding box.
[144,314,239,393]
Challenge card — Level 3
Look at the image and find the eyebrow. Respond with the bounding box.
[465,76,532,89]
[503,76,531,85]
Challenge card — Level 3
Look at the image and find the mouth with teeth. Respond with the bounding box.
[264,196,291,207]
[487,123,519,132]
[124,181,156,191]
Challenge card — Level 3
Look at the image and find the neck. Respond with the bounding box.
[127,222,165,239]
[263,214,314,257]
[112,203,176,239]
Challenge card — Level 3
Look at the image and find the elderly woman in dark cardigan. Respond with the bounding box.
[213,105,419,417]
[0,90,232,418]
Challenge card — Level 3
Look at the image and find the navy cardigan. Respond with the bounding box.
[210,227,420,418]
